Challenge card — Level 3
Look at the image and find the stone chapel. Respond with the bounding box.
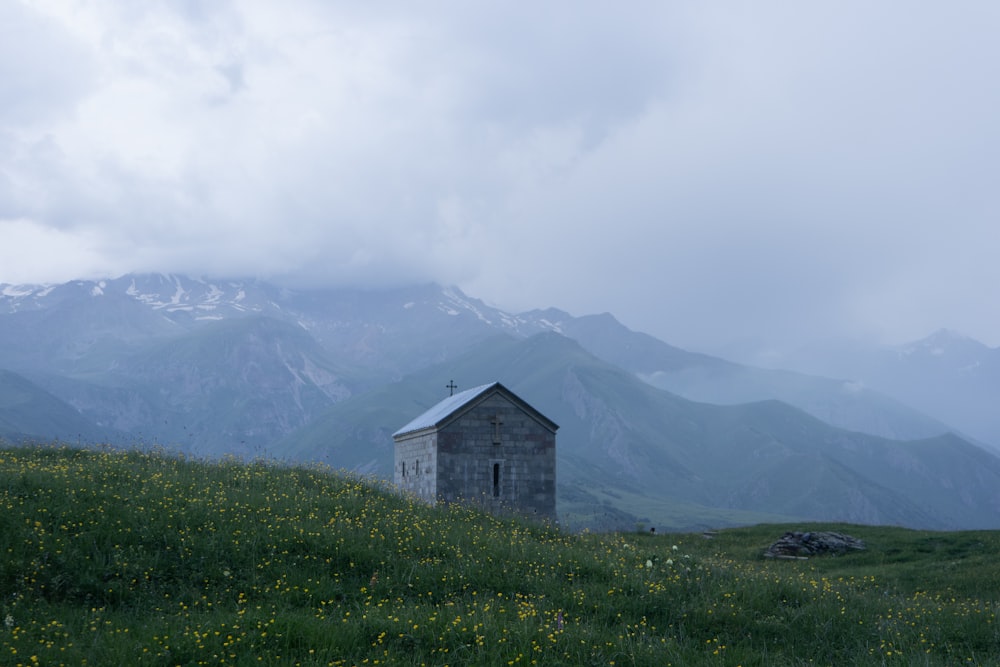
[392,382,558,521]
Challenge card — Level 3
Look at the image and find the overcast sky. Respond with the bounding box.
[2,1,999,353]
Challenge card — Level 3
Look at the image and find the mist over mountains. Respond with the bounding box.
[727,330,1000,453]
[2,273,999,531]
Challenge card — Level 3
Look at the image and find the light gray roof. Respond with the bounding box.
[392,382,498,438]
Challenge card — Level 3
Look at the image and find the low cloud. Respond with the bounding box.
[3,1,999,350]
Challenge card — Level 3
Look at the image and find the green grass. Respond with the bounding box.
[1,445,998,666]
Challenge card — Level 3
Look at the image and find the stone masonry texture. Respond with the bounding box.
[393,386,557,522]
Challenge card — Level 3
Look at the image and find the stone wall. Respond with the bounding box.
[394,431,437,503]
[436,394,556,520]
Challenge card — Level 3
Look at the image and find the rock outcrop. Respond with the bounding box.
[764,531,866,560]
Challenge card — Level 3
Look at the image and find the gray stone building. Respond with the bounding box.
[392,382,558,521]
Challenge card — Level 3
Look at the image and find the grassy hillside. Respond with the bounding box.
[1,445,998,666]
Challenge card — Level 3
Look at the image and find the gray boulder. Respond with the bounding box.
[764,531,866,560]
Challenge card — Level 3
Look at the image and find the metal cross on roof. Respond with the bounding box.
[446,380,458,396]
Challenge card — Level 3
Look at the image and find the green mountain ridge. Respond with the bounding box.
[0,369,112,444]
[526,308,954,442]
[282,333,1000,531]
[101,316,359,456]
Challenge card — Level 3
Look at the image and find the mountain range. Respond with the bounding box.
[2,273,999,531]
[727,330,1000,452]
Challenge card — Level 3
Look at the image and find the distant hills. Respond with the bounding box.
[513,309,955,443]
[732,329,1000,451]
[280,333,1000,531]
[2,273,999,530]
[0,369,113,444]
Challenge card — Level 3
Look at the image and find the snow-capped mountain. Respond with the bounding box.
[0,273,988,446]
[895,328,997,372]
[0,274,512,374]
[4,273,1000,530]
[0,273,569,454]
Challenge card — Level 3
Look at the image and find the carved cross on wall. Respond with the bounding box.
[491,414,503,444]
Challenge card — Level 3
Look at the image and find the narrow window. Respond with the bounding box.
[402,461,407,478]
[492,463,500,497]
[416,459,420,475]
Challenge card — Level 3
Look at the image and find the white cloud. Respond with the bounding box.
[2,1,1000,349]
[0,218,113,283]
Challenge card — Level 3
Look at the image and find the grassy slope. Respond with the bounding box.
[1,445,998,666]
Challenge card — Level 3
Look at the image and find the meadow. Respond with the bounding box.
[1,445,998,666]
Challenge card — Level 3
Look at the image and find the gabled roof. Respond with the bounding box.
[392,381,558,439]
